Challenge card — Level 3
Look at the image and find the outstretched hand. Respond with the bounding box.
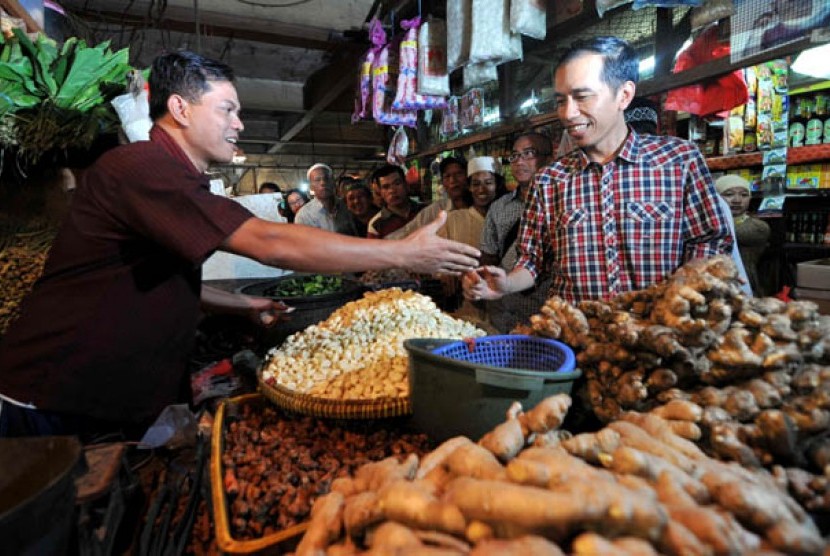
[403,211,480,275]
[462,266,509,301]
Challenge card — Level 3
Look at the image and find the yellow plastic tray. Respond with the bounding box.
[210,394,307,555]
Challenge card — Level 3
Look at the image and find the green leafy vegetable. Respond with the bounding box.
[263,275,346,298]
[0,28,134,162]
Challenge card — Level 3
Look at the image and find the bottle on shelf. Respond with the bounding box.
[806,94,824,146]
[786,212,797,243]
[789,96,807,148]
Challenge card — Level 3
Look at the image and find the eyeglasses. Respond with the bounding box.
[507,148,545,162]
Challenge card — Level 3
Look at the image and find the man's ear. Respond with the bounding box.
[618,81,636,111]
[167,94,190,127]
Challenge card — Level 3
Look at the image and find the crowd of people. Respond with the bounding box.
[1,35,745,438]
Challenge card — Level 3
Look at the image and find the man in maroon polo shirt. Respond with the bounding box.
[0,51,480,438]
[366,165,425,239]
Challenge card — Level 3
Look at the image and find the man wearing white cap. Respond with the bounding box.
[295,163,356,235]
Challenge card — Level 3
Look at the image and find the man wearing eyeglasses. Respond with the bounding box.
[464,36,730,305]
[479,132,554,332]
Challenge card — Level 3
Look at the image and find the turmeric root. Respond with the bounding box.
[343,491,383,539]
[666,504,761,555]
[601,445,709,504]
[519,393,571,434]
[560,428,621,464]
[376,480,466,536]
[416,437,473,480]
[479,418,525,462]
[444,441,506,481]
[650,399,703,422]
[355,453,419,493]
[295,491,345,556]
[469,535,564,556]
[445,476,666,542]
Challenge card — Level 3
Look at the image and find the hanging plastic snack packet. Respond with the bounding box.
[371,20,417,128]
[352,49,375,123]
[511,0,546,40]
[417,17,450,96]
[393,16,447,111]
[447,0,472,72]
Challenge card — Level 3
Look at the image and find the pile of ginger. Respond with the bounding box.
[525,255,830,511]
[292,394,824,556]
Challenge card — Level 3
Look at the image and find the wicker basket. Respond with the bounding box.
[257,374,412,420]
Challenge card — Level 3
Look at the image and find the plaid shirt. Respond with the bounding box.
[517,131,731,303]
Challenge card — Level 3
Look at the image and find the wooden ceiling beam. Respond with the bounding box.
[61,3,348,51]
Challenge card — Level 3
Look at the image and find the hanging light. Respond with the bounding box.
[792,43,830,79]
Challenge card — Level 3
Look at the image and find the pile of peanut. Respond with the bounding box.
[261,288,484,400]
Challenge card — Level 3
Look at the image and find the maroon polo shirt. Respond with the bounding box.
[367,201,425,238]
[0,126,253,423]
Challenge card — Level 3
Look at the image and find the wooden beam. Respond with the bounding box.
[266,69,354,154]
[61,3,348,51]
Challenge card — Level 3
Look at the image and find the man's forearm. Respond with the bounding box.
[505,267,536,294]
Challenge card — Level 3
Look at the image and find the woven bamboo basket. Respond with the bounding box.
[257,371,412,420]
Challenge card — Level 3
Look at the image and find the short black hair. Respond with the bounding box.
[372,165,406,186]
[513,132,552,156]
[149,50,235,121]
[439,156,466,177]
[558,36,639,90]
[344,182,371,197]
[258,182,280,193]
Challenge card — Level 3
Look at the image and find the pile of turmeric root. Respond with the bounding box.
[525,255,830,511]
[292,393,824,555]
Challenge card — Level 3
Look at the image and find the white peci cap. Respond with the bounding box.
[467,156,499,177]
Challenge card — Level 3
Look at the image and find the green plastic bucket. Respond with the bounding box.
[404,336,581,442]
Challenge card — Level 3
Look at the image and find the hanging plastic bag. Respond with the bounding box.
[417,17,450,96]
[447,0,472,72]
[470,0,512,63]
[463,61,498,89]
[111,70,152,143]
[664,24,747,117]
[387,126,409,166]
[351,49,375,123]
[371,20,417,128]
[393,16,447,111]
[511,0,547,40]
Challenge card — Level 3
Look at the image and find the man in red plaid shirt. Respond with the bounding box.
[464,36,731,304]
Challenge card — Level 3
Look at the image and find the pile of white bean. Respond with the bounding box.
[261,288,485,399]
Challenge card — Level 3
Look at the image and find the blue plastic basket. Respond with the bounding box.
[429,335,575,374]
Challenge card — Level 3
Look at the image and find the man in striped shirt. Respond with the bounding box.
[464,36,731,305]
